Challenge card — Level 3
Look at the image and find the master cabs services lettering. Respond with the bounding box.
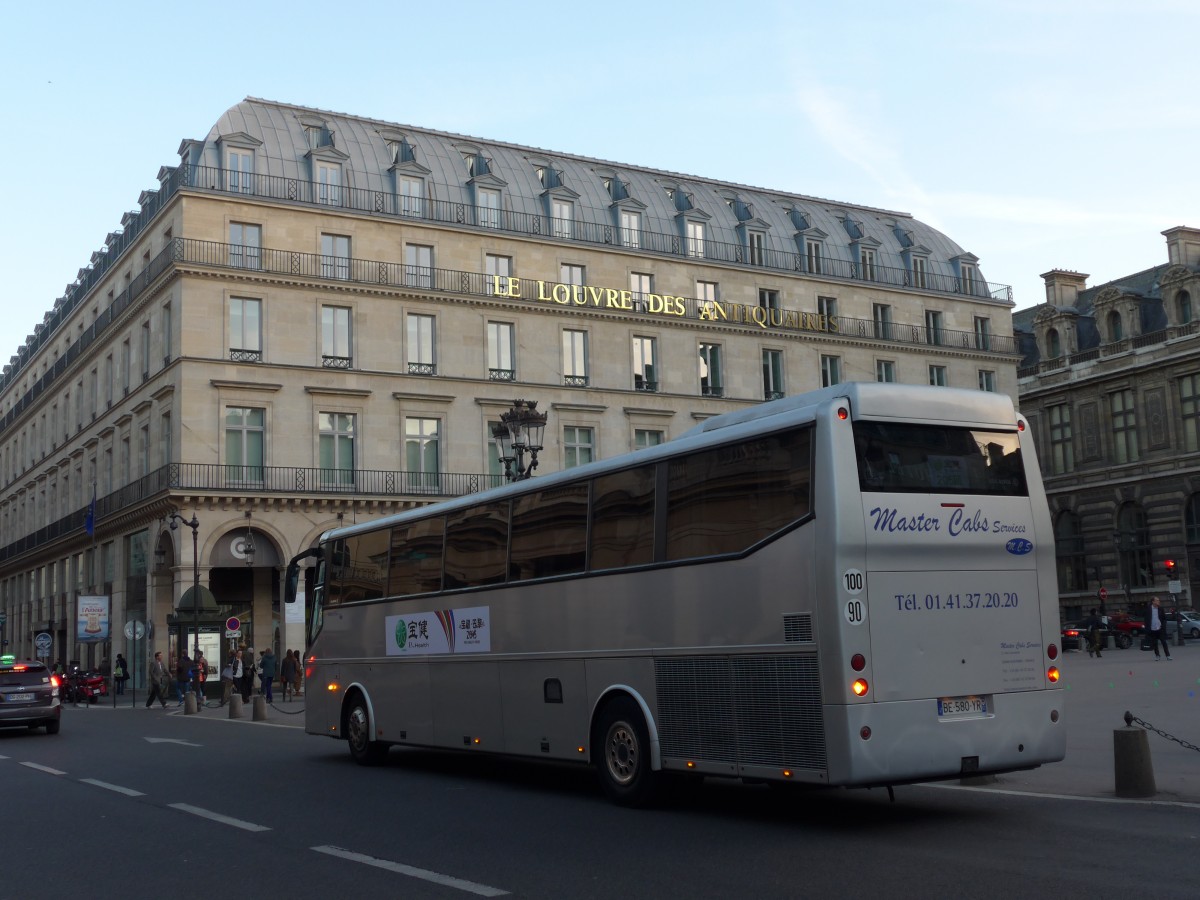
[488,275,839,334]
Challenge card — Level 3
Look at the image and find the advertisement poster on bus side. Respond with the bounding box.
[385,606,491,656]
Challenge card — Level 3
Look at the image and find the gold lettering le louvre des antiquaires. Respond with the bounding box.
[487,275,839,336]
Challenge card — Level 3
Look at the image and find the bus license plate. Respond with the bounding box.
[937,695,987,718]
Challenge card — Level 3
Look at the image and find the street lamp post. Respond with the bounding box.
[492,399,548,482]
[168,512,200,662]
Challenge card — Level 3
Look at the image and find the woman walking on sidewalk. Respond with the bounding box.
[280,650,297,701]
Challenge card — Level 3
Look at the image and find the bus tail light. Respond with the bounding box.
[860,726,872,741]
[1047,643,1059,660]
[850,653,866,671]
[1046,666,1060,683]
[852,678,869,697]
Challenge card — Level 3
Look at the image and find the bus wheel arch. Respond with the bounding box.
[343,687,388,766]
[591,690,661,807]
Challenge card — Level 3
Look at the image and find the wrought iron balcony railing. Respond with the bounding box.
[0,462,507,566]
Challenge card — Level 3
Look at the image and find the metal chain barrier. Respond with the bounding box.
[1125,711,1200,753]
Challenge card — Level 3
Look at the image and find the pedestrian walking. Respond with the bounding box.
[220,655,238,706]
[280,650,297,701]
[176,651,194,705]
[289,649,303,697]
[260,647,277,702]
[1144,596,1173,660]
[194,651,208,705]
[113,653,130,694]
[240,647,254,702]
[1084,609,1104,658]
[145,651,170,708]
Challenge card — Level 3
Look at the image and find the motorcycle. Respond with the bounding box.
[62,667,106,704]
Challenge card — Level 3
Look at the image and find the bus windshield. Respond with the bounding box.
[854,421,1027,496]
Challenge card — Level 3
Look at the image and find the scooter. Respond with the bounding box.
[63,667,102,704]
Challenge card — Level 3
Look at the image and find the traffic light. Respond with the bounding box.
[1165,559,1176,575]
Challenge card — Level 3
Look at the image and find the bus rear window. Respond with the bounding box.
[854,421,1027,496]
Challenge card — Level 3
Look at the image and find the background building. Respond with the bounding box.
[1015,226,1200,621]
[0,97,1017,685]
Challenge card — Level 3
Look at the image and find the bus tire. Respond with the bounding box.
[345,694,388,766]
[594,696,658,807]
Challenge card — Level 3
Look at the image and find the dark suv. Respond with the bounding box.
[0,657,61,734]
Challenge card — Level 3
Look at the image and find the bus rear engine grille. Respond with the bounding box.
[654,655,827,771]
[783,613,813,643]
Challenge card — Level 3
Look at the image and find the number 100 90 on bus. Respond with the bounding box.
[285,383,1065,805]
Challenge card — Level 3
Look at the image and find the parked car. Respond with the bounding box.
[0,656,61,734]
[1106,612,1144,637]
[1169,610,1200,639]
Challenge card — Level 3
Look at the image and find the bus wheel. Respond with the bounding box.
[595,697,658,807]
[345,695,387,766]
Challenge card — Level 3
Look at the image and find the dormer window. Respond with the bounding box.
[686,221,705,259]
[305,126,322,149]
[621,210,641,248]
[961,263,979,296]
[399,175,424,217]
[911,256,928,289]
[552,199,574,239]
[1107,311,1123,342]
[806,239,823,275]
[317,161,341,206]
[228,149,253,194]
[478,187,501,229]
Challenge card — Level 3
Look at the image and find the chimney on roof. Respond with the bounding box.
[1162,226,1200,267]
[1040,270,1089,306]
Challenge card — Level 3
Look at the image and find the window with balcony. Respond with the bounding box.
[686,220,705,258]
[485,253,512,294]
[478,187,501,229]
[699,342,723,397]
[405,244,433,288]
[225,407,265,485]
[229,297,262,362]
[818,295,837,320]
[404,417,441,491]
[487,321,515,381]
[633,336,657,392]
[960,263,978,295]
[860,248,876,281]
[620,210,641,248]
[227,149,254,193]
[316,162,341,206]
[321,233,350,281]
[911,256,927,289]
[398,175,424,217]
[806,239,823,274]
[749,231,766,266]
[696,280,718,308]
[563,329,589,387]
[552,199,574,239]
[758,289,779,310]
[560,263,585,286]
[321,306,353,369]
[873,303,893,340]
[229,222,261,270]
[407,313,436,375]
[974,316,992,351]
[925,309,944,346]
[630,272,652,309]
[318,412,355,488]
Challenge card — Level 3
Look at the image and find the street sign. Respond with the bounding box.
[34,632,52,658]
[225,629,242,639]
[124,620,146,640]
[1169,579,1182,594]
[226,616,242,632]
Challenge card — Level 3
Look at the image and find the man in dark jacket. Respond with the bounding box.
[1143,597,1173,660]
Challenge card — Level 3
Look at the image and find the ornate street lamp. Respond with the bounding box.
[492,399,548,482]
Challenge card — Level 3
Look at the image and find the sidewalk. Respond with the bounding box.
[82,688,307,722]
[984,639,1200,803]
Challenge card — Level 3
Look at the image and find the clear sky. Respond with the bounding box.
[1,0,1195,364]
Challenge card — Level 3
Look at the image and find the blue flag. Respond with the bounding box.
[85,488,96,537]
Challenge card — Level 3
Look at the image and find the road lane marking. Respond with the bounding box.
[20,762,66,775]
[169,803,271,831]
[312,845,509,897]
[923,782,1200,808]
[80,778,145,796]
[144,737,202,746]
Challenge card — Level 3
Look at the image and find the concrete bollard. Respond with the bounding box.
[228,694,244,719]
[1114,712,1156,798]
[252,695,268,721]
[184,693,198,715]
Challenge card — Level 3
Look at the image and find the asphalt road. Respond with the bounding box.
[2,663,1198,900]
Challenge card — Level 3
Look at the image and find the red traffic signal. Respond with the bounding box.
[1165,559,1176,573]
